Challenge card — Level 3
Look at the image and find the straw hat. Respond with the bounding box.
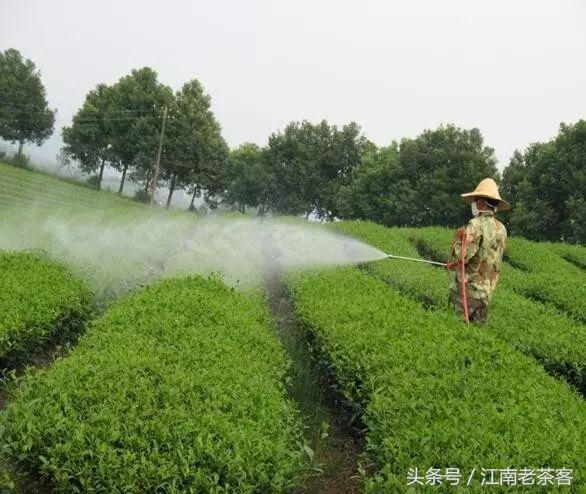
[461,178,510,211]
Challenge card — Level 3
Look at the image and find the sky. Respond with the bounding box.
[1,0,585,171]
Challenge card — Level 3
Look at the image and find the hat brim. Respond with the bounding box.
[461,193,510,211]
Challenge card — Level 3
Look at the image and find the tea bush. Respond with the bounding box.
[549,242,586,270]
[403,226,586,323]
[287,266,586,492]
[0,251,91,366]
[335,221,586,394]
[0,276,309,492]
[503,237,585,323]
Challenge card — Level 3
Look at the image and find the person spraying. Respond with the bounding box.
[446,178,510,324]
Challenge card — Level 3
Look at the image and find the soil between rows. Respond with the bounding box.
[264,267,364,494]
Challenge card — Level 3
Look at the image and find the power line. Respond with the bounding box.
[0,106,170,123]
[0,99,167,114]
[0,110,167,121]
[1,118,165,125]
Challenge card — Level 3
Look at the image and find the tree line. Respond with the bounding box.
[0,48,584,243]
[59,67,227,209]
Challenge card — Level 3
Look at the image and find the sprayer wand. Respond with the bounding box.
[385,254,447,267]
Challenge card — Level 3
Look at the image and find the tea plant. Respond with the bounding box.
[0,251,91,366]
[549,242,586,270]
[0,276,309,492]
[286,266,586,492]
[406,226,586,323]
[335,221,586,394]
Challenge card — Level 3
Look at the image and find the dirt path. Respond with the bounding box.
[265,270,363,494]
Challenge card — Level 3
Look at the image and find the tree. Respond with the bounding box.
[265,120,369,219]
[108,67,174,195]
[322,122,372,218]
[399,125,498,227]
[0,48,55,156]
[338,125,499,227]
[501,120,586,243]
[337,143,407,223]
[223,143,271,213]
[264,122,311,216]
[61,84,114,190]
[161,79,228,209]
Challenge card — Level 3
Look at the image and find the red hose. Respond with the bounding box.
[460,230,470,324]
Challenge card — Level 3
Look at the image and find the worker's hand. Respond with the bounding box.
[445,262,458,270]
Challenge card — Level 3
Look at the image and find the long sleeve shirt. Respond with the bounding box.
[449,213,507,300]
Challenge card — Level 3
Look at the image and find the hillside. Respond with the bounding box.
[0,162,144,212]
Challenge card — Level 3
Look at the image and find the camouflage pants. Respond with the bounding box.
[449,289,489,324]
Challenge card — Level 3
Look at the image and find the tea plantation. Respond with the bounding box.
[1,164,585,492]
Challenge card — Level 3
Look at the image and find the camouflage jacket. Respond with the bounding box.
[449,213,507,300]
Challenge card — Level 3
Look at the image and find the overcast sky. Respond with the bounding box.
[1,0,585,170]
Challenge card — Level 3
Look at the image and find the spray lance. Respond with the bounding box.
[383,253,447,267]
[382,230,470,324]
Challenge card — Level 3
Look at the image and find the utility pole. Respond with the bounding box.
[150,105,168,205]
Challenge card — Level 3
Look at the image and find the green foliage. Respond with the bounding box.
[62,70,227,206]
[223,143,271,214]
[501,237,586,323]
[162,79,228,208]
[501,120,586,243]
[4,151,31,170]
[394,125,500,227]
[69,67,172,196]
[85,174,101,189]
[0,466,15,492]
[337,144,405,223]
[334,221,586,393]
[61,83,114,189]
[0,276,309,492]
[549,242,586,271]
[0,251,91,366]
[133,188,151,204]
[286,266,586,491]
[0,162,144,212]
[0,49,56,153]
[264,120,370,219]
[338,125,499,227]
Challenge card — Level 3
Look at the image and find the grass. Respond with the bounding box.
[0,162,143,211]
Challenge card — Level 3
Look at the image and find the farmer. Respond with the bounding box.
[447,178,509,323]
